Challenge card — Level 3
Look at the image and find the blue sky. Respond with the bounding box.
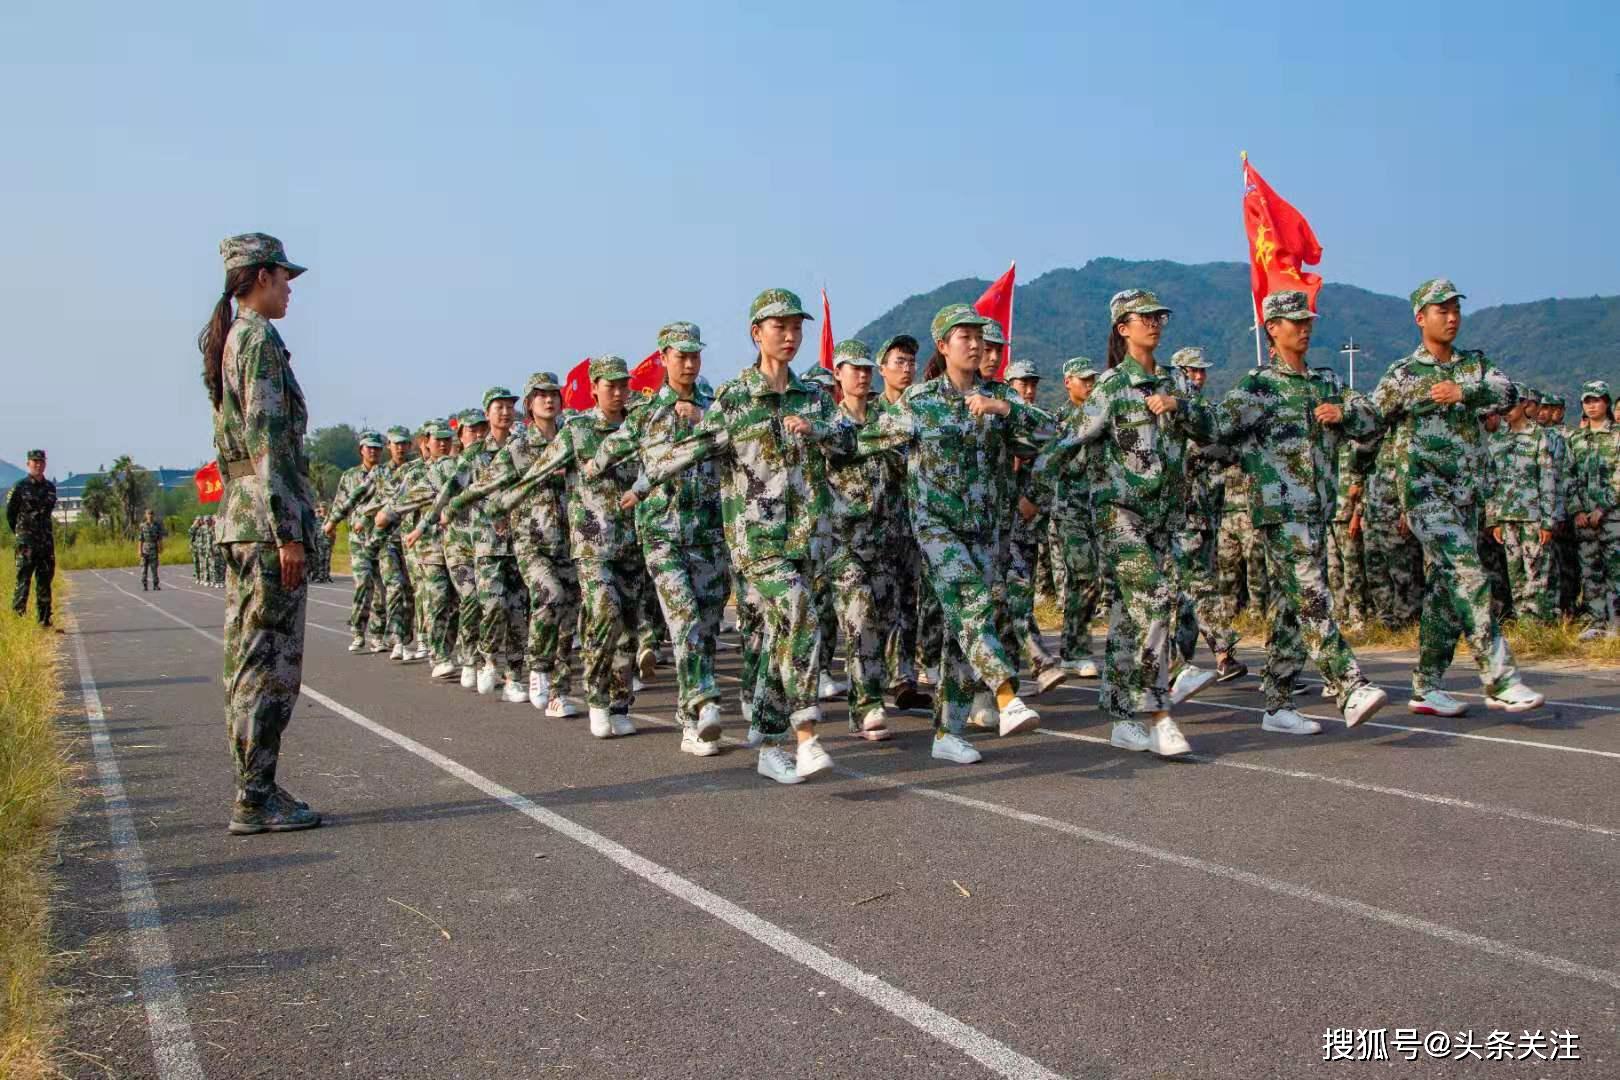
[4,0,1617,475]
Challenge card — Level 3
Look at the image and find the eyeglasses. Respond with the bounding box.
[1131,312,1170,327]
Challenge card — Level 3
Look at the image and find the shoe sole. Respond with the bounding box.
[1407,701,1468,718]
[1215,666,1247,683]
[1343,693,1389,728]
[999,713,1040,737]
[1260,722,1322,736]
[1485,697,1544,713]
[760,770,804,785]
[228,816,322,835]
[1110,739,1151,752]
[858,728,894,741]
[1170,672,1217,706]
[931,750,982,764]
[1150,742,1192,757]
[1035,671,1069,695]
[796,755,833,779]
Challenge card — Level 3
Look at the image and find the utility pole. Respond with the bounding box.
[1340,337,1360,391]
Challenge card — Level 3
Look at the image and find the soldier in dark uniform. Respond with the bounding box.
[7,449,57,626]
[138,508,164,590]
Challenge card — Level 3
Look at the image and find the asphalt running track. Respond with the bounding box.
[49,568,1620,1079]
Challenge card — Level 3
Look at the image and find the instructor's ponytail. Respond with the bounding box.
[198,264,265,409]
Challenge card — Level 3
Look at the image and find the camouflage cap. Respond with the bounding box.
[459,408,490,427]
[876,334,920,362]
[930,303,990,342]
[589,355,630,382]
[385,425,412,444]
[430,421,455,440]
[1170,347,1212,369]
[220,232,306,278]
[358,429,385,449]
[1539,390,1565,408]
[523,371,563,397]
[1062,356,1100,380]
[982,318,1007,346]
[482,385,518,409]
[749,288,813,324]
[25,448,45,461]
[832,339,874,368]
[1410,277,1465,314]
[1109,288,1171,324]
[657,321,706,353]
[1003,360,1040,381]
[802,364,836,387]
[417,419,438,436]
[1261,290,1318,322]
[1581,379,1612,401]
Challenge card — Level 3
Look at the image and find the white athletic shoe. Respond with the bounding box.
[1066,659,1100,679]
[478,664,500,695]
[1148,716,1192,757]
[365,636,387,654]
[348,636,365,653]
[695,701,723,742]
[609,712,636,737]
[589,708,613,738]
[1261,708,1322,736]
[856,707,893,741]
[741,725,766,749]
[528,671,550,711]
[546,696,581,718]
[931,731,982,764]
[1342,684,1389,728]
[967,691,997,730]
[795,736,834,779]
[817,671,847,701]
[1408,689,1467,717]
[998,697,1040,737]
[460,665,477,689]
[757,747,802,784]
[389,642,405,661]
[1110,720,1151,752]
[1035,667,1069,695]
[681,728,720,757]
[1169,664,1216,706]
[405,643,427,663]
[430,662,457,680]
[1486,683,1545,713]
[501,676,528,704]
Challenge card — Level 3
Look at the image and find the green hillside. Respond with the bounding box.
[854,258,1620,408]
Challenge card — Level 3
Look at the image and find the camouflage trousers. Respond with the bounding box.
[1478,527,1510,621]
[917,574,944,672]
[475,555,526,675]
[11,540,53,624]
[1216,507,1268,619]
[914,523,1020,734]
[1498,522,1555,622]
[517,546,578,692]
[447,558,478,667]
[577,555,643,712]
[1174,524,1235,665]
[822,548,895,726]
[417,558,456,665]
[1007,528,1059,675]
[221,542,307,807]
[814,565,841,675]
[1051,516,1103,664]
[883,531,922,692]
[376,538,414,645]
[1555,530,1580,617]
[348,539,384,637]
[141,554,161,589]
[192,544,205,580]
[1325,520,1368,628]
[1574,518,1620,627]
[1407,501,1519,697]
[1362,518,1424,628]
[208,544,226,586]
[644,541,725,728]
[1256,521,1366,711]
[1096,506,1175,721]
[736,556,821,737]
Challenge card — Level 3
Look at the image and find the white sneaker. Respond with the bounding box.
[1035,667,1069,695]
[757,747,802,784]
[365,636,387,654]
[931,731,982,764]
[998,697,1040,737]
[1408,689,1467,717]
[1148,716,1192,757]
[589,707,613,738]
[546,696,580,718]
[817,671,846,701]
[528,671,550,710]
[967,691,997,730]
[742,725,766,749]
[1261,708,1322,736]
[1169,665,1216,706]
[460,665,477,689]
[1579,626,1606,642]
[696,701,723,742]
[430,661,457,680]
[389,642,405,661]
[404,643,427,663]
[795,736,834,778]
[681,728,720,757]
[632,676,646,693]
[1342,684,1388,728]
[1110,720,1151,752]
[348,636,365,653]
[1068,659,1100,679]
[1486,683,1545,713]
[501,676,528,704]
[476,664,498,695]
[857,708,892,741]
[637,647,657,681]
[609,712,636,737]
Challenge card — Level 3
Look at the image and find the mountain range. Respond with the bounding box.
[0,459,24,491]
[853,258,1620,406]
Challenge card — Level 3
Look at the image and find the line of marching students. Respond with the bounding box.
[326,279,1561,786]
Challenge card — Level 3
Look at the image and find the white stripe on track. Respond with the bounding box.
[68,628,206,1080]
[87,572,1067,1080]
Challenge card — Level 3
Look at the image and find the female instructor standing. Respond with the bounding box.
[199,233,322,834]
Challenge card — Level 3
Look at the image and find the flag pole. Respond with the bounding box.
[1240,151,1264,369]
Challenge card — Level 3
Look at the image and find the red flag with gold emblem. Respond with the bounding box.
[562,358,593,411]
[629,350,663,394]
[973,262,1015,378]
[1242,154,1323,317]
[819,288,835,371]
[194,461,223,503]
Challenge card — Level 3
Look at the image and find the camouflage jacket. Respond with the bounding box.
[589,384,723,551]
[1486,426,1559,525]
[634,364,853,571]
[188,518,205,549]
[211,308,318,546]
[451,423,571,560]
[1028,357,1211,528]
[508,409,638,563]
[1570,424,1620,516]
[1331,439,1376,524]
[1212,361,1379,527]
[5,476,56,546]
[1045,403,1102,527]
[1367,345,1512,511]
[1184,440,1235,532]
[822,400,897,564]
[383,459,429,532]
[1537,423,1573,523]
[1361,430,1410,524]
[426,444,486,564]
[388,458,448,564]
[328,464,384,543]
[440,435,516,558]
[137,520,163,555]
[870,392,917,541]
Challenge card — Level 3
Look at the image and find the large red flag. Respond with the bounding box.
[973,262,1015,379]
[194,461,223,504]
[1242,154,1323,317]
[562,358,593,411]
[629,350,663,394]
[819,288,835,371]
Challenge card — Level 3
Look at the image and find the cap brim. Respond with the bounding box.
[668,342,705,353]
[835,359,876,369]
[279,261,308,279]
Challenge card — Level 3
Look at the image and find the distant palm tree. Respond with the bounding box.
[107,456,153,537]
[80,475,115,529]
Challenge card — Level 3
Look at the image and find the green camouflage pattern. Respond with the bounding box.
[1108,288,1170,323]
[590,383,723,550]
[7,474,55,622]
[929,303,989,342]
[220,232,306,277]
[1368,345,1512,510]
[1409,277,1465,314]
[749,288,813,324]
[1260,290,1317,322]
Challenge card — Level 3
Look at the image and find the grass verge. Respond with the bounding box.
[0,551,70,1080]
[54,534,193,572]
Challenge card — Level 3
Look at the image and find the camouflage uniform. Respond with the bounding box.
[189,516,207,581]
[386,423,460,666]
[328,443,388,640]
[1359,429,1423,627]
[6,461,56,624]
[138,517,164,589]
[1048,412,1104,665]
[309,506,332,582]
[1486,411,1558,621]
[872,384,925,693]
[209,232,320,828]
[368,431,417,647]
[419,418,485,668]
[1537,399,1580,616]
[1215,461,1268,618]
[1570,382,1620,629]
[1169,349,1237,665]
[1326,437,1373,629]
[1367,279,1520,698]
[207,516,226,586]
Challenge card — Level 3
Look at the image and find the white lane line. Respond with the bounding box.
[68,627,206,1080]
[124,569,351,612]
[88,572,1069,1080]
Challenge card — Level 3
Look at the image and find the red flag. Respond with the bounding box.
[194,461,223,504]
[819,288,835,371]
[562,358,594,411]
[973,262,1015,379]
[448,415,459,431]
[629,349,663,394]
[1242,154,1323,317]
